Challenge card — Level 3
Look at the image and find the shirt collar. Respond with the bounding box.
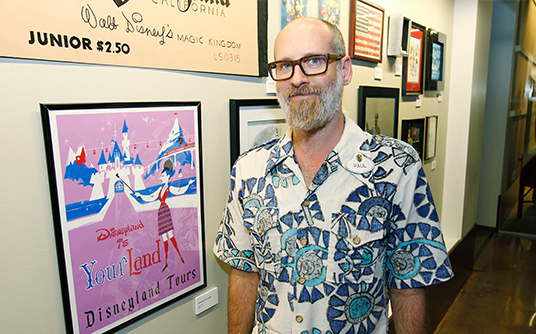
[333,114,371,164]
[264,128,296,176]
[264,115,371,176]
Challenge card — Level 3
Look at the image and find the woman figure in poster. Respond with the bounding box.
[140,159,193,271]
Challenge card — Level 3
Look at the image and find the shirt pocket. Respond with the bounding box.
[327,212,387,285]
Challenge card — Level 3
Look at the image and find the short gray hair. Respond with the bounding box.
[321,19,347,57]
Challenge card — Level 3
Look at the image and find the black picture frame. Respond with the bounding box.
[402,21,426,95]
[230,98,284,166]
[41,102,206,334]
[358,86,400,138]
[257,0,268,77]
[401,118,425,161]
[425,29,446,91]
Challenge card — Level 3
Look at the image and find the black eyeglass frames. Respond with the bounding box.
[266,53,343,81]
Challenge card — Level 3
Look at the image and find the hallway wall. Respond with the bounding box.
[441,0,493,242]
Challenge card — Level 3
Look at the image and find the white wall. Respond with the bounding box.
[477,0,517,228]
[0,0,486,333]
[441,0,493,243]
[462,0,493,237]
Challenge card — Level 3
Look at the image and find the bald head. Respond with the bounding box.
[274,18,346,61]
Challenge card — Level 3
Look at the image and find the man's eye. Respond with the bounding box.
[278,62,293,70]
[305,57,323,67]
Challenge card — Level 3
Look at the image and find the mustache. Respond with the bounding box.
[285,85,323,98]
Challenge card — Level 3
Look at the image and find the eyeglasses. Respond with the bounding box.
[267,53,343,81]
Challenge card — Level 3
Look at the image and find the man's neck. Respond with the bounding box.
[292,112,345,187]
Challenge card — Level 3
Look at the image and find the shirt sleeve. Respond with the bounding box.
[385,161,454,289]
[213,164,259,273]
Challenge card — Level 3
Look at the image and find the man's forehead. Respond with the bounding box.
[274,20,332,59]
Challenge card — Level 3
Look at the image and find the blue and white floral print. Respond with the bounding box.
[214,116,453,334]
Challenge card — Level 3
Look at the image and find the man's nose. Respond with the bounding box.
[290,64,309,87]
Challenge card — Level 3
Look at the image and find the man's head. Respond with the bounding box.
[270,18,353,132]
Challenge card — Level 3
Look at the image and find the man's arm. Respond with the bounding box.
[228,267,260,334]
[390,287,427,334]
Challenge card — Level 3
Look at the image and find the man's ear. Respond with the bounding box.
[341,55,353,86]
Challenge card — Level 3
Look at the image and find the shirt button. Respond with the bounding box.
[295,315,303,323]
[258,227,264,234]
[303,199,310,207]
[300,237,307,245]
[298,276,306,284]
[353,236,361,245]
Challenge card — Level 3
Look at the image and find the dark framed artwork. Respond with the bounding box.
[401,118,425,161]
[230,98,285,166]
[349,0,385,63]
[41,102,206,334]
[425,29,447,91]
[402,22,426,95]
[425,115,438,160]
[358,86,400,138]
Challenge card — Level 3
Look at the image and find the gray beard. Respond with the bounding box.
[277,69,344,132]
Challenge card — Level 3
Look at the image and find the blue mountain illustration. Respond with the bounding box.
[64,147,97,186]
[156,118,189,160]
[145,118,193,178]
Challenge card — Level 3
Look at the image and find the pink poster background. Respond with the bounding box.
[55,108,196,204]
[51,105,203,334]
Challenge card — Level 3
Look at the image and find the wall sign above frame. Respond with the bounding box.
[0,0,268,77]
[349,0,385,63]
[41,102,206,334]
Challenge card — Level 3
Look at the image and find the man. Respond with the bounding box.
[214,18,453,334]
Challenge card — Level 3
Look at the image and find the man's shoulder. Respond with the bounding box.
[361,133,421,162]
[233,136,283,168]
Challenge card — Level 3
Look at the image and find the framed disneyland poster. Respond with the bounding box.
[41,102,206,334]
[402,22,426,95]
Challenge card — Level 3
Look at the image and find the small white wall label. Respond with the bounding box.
[195,287,218,315]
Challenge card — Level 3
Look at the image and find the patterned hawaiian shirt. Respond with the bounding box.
[214,116,453,334]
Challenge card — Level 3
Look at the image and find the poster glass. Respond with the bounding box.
[41,102,206,334]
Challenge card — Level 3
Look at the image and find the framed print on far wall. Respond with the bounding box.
[230,98,286,166]
[401,118,425,161]
[40,102,206,334]
[402,22,426,95]
[349,0,385,63]
[425,115,438,160]
[425,29,447,91]
[358,86,400,138]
